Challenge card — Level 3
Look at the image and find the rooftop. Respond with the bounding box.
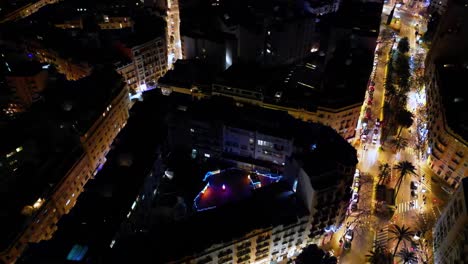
[436,63,468,140]
[158,59,220,90]
[214,45,372,110]
[109,181,307,263]
[0,115,82,252]
[6,61,45,77]
[40,66,124,135]
[18,91,169,263]
[194,168,282,211]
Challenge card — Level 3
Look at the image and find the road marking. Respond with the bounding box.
[374,225,389,249]
[395,200,418,214]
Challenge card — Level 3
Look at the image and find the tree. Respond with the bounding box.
[366,246,392,264]
[295,244,337,264]
[393,161,417,200]
[397,37,410,54]
[395,109,414,137]
[378,163,391,184]
[385,84,397,103]
[396,248,418,264]
[394,53,410,90]
[389,224,414,258]
[393,137,408,153]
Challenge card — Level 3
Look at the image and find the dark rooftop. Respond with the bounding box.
[213,45,372,110]
[436,63,468,140]
[41,66,124,135]
[158,59,220,90]
[109,181,307,263]
[0,115,82,252]
[18,91,168,264]
[6,61,45,77]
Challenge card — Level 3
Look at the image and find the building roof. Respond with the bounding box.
[158,59,220,89]
[109,181,307,263]
[0,115,83,252]
[18,91,168,263]
[6,61,45,77]
[214,46,371,111]
[333,0,382,37]
[194,168,282,211]
[41,66,124,135]
[436,63,468,140]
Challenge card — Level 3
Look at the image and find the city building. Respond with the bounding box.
[425,0,468,188]
[425,64,468,189]
[98,16,134,30]
[433,178,468,263]
[303,0,341,16]
[16,92,169,264]
[157,0,183,68]
[0,0,60,23]
[180,0,321,68]
[0,68,130,263]
[114,36,167,95]
[5,61,48,107]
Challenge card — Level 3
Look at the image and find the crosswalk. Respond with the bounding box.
[375,225,389,249]
[395,200,418,214]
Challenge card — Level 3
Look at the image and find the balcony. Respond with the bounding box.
[218,249,233,258]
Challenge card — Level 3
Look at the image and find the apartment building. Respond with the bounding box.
[0,69,130,263]
[0,0,60,23]
[115,37,168,94]
[425,64,468,189]
[5,62,48,107]
[433,178,468,264]
[31,48,93,81]
[98,16,134,30]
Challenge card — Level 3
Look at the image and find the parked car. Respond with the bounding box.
[372,134,378,144]
[410,181,418,190]
[351,202,358,212]
[345,229,354,241]
[375,119,381,127]
[352,193,359,203]
[343,240,352,250]
[411,190,418,198]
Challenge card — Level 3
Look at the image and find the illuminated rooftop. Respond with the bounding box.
[194,168,282,211]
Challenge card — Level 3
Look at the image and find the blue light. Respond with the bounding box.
[66,244,88,261]
[27,53,33,58]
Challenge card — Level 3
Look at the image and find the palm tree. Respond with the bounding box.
[396,248,417,264]
[389,224,414,258]
[366,246,392,264]
[394,137,408,152]
[378,163,391,184]
[396,110,413,137]
[393,161,417,199]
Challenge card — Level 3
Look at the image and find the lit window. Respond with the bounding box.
[16,146,23,152]
[65,199,71,206]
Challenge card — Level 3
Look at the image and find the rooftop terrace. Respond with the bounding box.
[194,168,282,211]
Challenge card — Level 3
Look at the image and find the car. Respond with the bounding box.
[372,134,378,144]
[351,202,358,212]
[345,229,354,241]
[375,119,381,127]
[367,99,373,105]
[373,128,379,134]
[353,185,360,193]
[343,240,351,250]
[413,231,422,241]
[411,190,418,198]
[369,86,375,91]
[352,193,359,203]
[410,181,418,190]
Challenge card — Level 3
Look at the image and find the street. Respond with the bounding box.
[324,1,450,263]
